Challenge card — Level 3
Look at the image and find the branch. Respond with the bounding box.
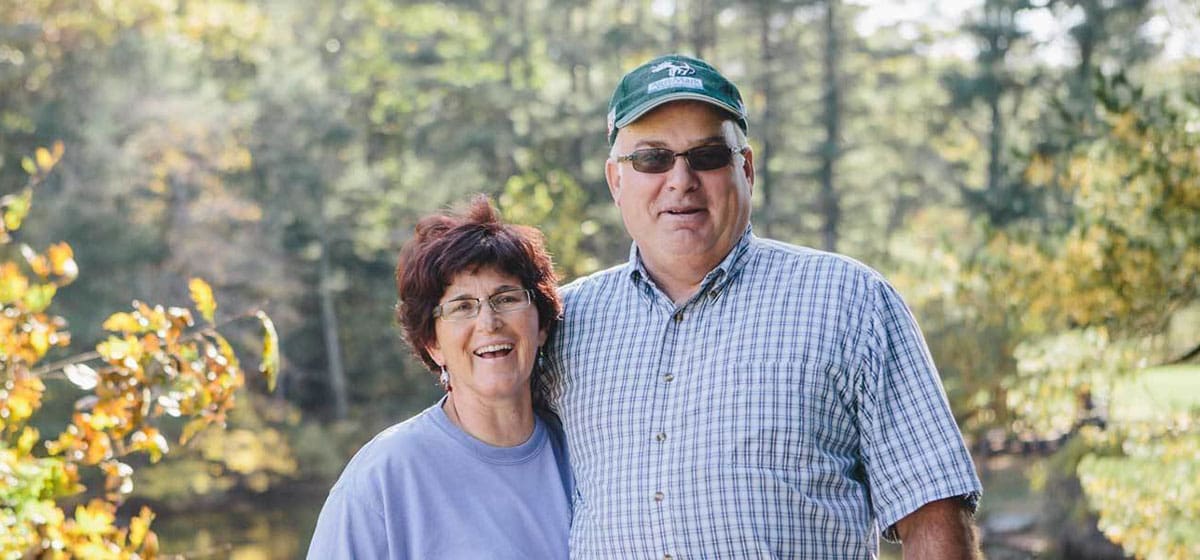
[28,350,102,379]
[27,308,266,379]
[1161,340,1200,366]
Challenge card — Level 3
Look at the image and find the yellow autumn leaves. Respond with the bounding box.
[2,143,278,559]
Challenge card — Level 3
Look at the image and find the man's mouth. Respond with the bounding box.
[474,343,514,358]
[662,207,704,217]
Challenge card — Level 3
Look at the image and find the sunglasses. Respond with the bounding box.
[615,145,743,174]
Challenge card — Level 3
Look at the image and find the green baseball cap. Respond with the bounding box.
[607,54,748,145]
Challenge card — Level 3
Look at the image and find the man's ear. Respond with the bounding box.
[740,146,755,192]
[605,157,622,206]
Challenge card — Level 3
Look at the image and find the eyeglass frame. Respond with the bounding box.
[613,145,747,174]
[432,287,535,321]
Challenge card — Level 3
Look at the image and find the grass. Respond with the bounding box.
[1109,364,1200,422]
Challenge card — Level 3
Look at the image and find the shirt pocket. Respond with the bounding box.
[726,359,845,476]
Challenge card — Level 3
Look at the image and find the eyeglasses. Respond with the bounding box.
[614,145,743,174]
[433,288,534,321]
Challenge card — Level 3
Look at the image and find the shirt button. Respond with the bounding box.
[655,432,667,442]
[709,288,720,299]
[672,310,684,322]
[663,373,675,383]
[664,555,674,560]
[653,491,664,502]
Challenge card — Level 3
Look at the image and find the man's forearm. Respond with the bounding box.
[896,497,982,560]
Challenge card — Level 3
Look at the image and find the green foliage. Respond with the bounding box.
[1,150,276,558]
[499,169,602,280]
[965,71,1200,556]
[1077,425,1200,559]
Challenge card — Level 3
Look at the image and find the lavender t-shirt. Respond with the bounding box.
[307,398,571,559]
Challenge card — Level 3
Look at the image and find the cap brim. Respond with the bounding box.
[614,92,744,130]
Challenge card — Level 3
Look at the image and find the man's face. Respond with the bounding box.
[605,101,754,276]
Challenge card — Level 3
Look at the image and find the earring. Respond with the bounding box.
[439,365,452,392]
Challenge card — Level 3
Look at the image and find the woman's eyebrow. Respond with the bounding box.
[442,285,521,301]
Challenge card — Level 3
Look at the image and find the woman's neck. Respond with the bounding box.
[443,392,535,447]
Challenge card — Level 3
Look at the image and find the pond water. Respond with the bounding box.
[154,491,325,560]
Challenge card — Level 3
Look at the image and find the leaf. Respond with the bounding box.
[0,262,29,304]
[256,310,279,391]
[211,332,240,371]
[1,376,45,429]
[47,242,78,282]
[73,500,116,536]
[75,395,100,411]
[35,147,53,171]
[2,189,32,234]
[63,363,99,390]
[30,326,50,357]
[130,427,169,463]
[180,417,208,445]
[83,431,113,464]
[189,278,217,323]
[23,245,50,277]
[21,156,36,176]
[22,283,56,313]
[102,312,143,334]
[142,530,160,557]
[129,506,155,549]
[17,426,39,454]
[101,460,134,497]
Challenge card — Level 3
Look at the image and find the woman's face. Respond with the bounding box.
[426,266,547,405]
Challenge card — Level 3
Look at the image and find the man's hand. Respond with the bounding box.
[894,497,981,560]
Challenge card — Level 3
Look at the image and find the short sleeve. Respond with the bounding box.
[855,278,982,541]
[306,477,394,559]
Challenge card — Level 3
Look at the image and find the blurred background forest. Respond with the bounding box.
[2,0,1198,558]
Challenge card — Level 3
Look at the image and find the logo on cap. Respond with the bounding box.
[647,60,702,93]
[650,60,696,77]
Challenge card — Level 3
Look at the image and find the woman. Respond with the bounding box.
[307,195,570,559]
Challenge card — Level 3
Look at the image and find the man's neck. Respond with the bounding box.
[641,256,717,305]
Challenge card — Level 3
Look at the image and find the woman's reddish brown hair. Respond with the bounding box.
[395,195,561,374]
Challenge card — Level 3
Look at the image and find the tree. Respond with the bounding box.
[942,0,1043,227]
[970,72,1200,558]
[1,147,278,557]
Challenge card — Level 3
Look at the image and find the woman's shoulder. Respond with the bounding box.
[331,404,443,490]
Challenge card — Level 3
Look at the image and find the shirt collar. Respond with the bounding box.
[626,224,756,294]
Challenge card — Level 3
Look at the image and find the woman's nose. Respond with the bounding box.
[476,303,503,330]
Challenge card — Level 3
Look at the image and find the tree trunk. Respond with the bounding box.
[987,88,1003,211]
[315,196,349,420]
[818,0,842,252]
[756,0,775,237]
[690,0,716,57]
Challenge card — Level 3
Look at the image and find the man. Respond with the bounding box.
[545,54,982,559]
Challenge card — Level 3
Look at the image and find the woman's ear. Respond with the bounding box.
[426,342,444,368]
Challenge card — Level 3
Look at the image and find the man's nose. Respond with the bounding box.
[665,154,699,192]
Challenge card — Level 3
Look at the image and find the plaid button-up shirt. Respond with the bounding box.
[545,228,981,559]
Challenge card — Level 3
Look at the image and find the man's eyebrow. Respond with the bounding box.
[632,135,726,149]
